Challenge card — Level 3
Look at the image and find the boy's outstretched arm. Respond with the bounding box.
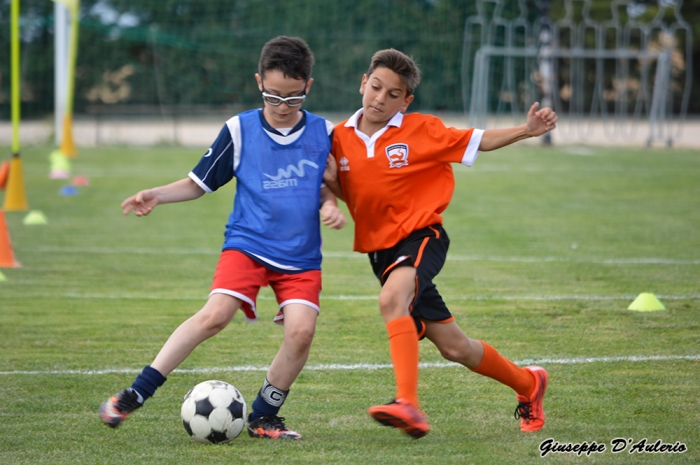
[121,178,205,217]
[319,185,346,230]
[478,102,557,152]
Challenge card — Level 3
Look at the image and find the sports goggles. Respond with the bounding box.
[260,79,308,107]
[261,92,306,107]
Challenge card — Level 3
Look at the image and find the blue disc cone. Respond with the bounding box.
[59,185,79,196]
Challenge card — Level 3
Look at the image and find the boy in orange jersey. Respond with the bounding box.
[325,48,557,438]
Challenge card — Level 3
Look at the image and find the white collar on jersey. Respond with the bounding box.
[345,108,404,129]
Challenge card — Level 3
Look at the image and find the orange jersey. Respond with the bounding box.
[333,110,483,253]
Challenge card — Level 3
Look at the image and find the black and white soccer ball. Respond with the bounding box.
[181,380,247,444]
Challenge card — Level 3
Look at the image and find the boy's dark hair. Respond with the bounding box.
[367,49,421,96]
[258,36,315,81]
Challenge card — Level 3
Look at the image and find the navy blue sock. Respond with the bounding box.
[249,378,288,422]
[130,366,167,403]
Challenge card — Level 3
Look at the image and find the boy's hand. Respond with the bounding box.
[121,189,158,216]
[526,102,557,137]
[320,203,346,230]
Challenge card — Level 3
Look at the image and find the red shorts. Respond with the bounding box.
[210,250,322,325]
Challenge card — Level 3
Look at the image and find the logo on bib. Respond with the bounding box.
[263,159,318,189]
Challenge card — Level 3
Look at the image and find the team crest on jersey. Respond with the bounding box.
[339,157,350,171]
[386,144,409,168]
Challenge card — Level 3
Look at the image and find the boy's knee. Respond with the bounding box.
[377,290,414,323]
[438,339,471,364]
[284,324,316,357]
[437,337,483,369]
[196,306,234,332]
[439,345,464,363]
[281,305,318,345]
[378,289,406,314]
[289,323,316,346]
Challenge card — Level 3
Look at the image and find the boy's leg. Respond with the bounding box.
[378,266,420,407]
[247,303,317,440]
[266,304,317,389]
[424,321,534,391]
[100,294,240,428]
[367,266,430,438]
[151,293,240,376]
[423,320,548,432]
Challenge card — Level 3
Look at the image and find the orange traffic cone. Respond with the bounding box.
[60,114,77,158]
[3,155,28,211]
[0,211,20,267]
[0,160,9,189]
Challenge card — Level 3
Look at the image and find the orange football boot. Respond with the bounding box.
[514,366,549,432]
[368,399,430,438]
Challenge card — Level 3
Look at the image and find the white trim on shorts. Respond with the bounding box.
[210,288,258,322]
[279,299,320,313]
[273,299,321,325]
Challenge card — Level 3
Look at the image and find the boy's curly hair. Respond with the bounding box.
[367,49,421,96]
[259,36,315,81]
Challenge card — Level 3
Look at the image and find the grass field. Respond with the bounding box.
[1,143,698,464]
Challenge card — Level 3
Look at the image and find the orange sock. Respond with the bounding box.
[471,341,535,398]
[386,316,420,409]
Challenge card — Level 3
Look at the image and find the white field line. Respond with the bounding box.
[11,291,700,301]
[15,246,700,265]
[1,354,698,376]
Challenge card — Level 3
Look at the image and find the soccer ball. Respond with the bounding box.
[181,380,247,444]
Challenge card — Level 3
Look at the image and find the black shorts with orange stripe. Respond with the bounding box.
[369,224,453,339]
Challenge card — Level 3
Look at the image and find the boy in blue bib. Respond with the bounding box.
[100,36,345,440]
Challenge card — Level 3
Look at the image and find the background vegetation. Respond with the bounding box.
[0,142,698,463]
[0,0,697,118]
